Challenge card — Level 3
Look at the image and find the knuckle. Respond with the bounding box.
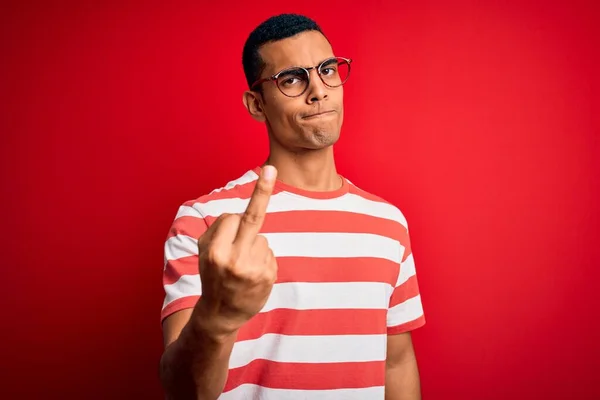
[230,259,249,278]
[218,212,238,224]
[254,234,268,247]
[228,248,245,268]
[231,258,245,273]
[224,213,241,222]
[266,267,277,285]
[206,244,228,266]
[197,235,207,251]
[242,211,263,226]
[213,213,229,226]
[255,181,271,196]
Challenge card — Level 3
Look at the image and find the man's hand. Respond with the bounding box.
[196,165,278,338]
[159,166,279,400]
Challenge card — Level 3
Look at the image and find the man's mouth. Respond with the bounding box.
[303,110,335,119]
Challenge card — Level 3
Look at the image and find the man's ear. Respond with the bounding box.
[242,90,266,122]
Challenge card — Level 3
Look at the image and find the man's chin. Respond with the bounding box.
[308,129,340,147]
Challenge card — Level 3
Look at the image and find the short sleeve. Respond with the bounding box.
[387,228,426,335]
[161,202,208,323]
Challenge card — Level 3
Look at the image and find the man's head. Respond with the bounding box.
[242,14,351,152]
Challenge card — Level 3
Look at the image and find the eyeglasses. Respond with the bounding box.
[250,56,352,98]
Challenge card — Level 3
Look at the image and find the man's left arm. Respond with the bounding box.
[385,332,421,400]
[385,219,426,399]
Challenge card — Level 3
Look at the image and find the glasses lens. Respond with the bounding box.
[320,58,350,88]
[276,68,309,97]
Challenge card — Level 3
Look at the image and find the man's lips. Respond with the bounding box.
[302,110,335,119]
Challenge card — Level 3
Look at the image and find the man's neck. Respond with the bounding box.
[263,146,341,192]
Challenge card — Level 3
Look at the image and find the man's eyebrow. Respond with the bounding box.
[319,57,337,66]
[274,57,337,72]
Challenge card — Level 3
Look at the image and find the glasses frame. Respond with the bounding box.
[250,56,353,98]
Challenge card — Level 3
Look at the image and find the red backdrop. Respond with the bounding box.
[1,1,598,399]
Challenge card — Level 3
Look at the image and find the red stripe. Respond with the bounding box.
[181,176,290,204]
[167,216,206,240]
[348,183,390,204]
[223,359,385,392]
[263,210,407,238]
[237,308,387,342]
[346,184,415,261]
[163,256,197,285]
[402,248,412,263]
[163,256,399,286]
[179,170,400,211]
[160,298,388,341]
[182,180,256,204]
[181,199,198,207]
[276,256,398,284]
[160,296,199,322]
[170,209,408,243]
[389,275,421,307]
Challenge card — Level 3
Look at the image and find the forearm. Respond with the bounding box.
[159,305,237,400]
[385,357,421,400]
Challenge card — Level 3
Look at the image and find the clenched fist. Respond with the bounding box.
[195,165,278,336]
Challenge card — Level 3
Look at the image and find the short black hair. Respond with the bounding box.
[242,14,326,89]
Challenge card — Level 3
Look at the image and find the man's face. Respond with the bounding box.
[252,30,344,151]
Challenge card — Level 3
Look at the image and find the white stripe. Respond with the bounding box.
[174,205,202,219]
[193,191,407,227]
[163,274,201,308]
[387,295,424,327]
[263,232,403,263]
[209,169,258,194]
[173,170,259,219]
[162,278,392,312]
[230,333,386,369]
[262,281,392,312]
[165,232,402,263]
[219,384,385,399]
[163,231,399,310]
[164,234,197,261]
[396,253,416,286]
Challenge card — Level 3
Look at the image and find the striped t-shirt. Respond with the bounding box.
[161,167,426,399]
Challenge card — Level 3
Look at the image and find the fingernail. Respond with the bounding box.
[263,165,276,181]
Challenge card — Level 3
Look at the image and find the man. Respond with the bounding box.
[159,13,425,400]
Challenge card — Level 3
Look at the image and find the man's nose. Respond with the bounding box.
[306,68,328,103]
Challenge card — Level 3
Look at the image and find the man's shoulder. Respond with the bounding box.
[345,176,408,228]
[175,168,259,219]
[346,178,392,205]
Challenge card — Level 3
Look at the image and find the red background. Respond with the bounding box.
[1,1,598,399]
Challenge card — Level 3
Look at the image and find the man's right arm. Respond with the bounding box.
[159,304,236,400]
[159,165,279,400]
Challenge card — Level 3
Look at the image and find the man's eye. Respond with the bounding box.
[282,77,300,85]
[279,71,305,86]
[321,66,337,76]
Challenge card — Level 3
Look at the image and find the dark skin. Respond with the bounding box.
[159,30,421,400]
[242,30,343,192]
